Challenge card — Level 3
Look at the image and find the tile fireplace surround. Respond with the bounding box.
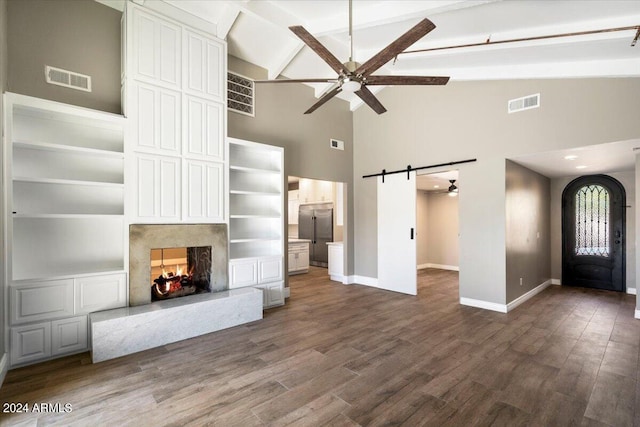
[89,224,263,362]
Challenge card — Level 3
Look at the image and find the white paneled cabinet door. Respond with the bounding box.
[184,29,225,102]
[11,322,51,365]
[185,96,223,161]
[185,160,224,222]
[133,83,181,155]
[132,7,181,88]
[75,274,127,314]
[134,153,181,220]
[51,317,88,356]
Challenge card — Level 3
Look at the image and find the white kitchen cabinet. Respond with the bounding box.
[10,322,51,366]
[131,82,181,155]
[133,153,181,220]
[288,189,299,225]
[327,242,345,282]
[51,316,88,356]
[75,273,127,315]
[288,241,310,275]
[3,93,127,367]
[184,96,224,161]
[184,29,225,103]
[228,138,284,308]
[255,281,285,308]
[184,159,224,222]
[229,259,258,288]
[131,6,181,89]
[125,2,227,224]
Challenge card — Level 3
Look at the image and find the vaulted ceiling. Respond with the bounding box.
[158,0,640,111]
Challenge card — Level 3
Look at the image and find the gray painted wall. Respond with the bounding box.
[505,160,551,303]
[417,191,459,268]
[0,0,7,361]
[7,0,121,114]
[228,56,355,276]
[550,171,635,292]
[354,78,640,305]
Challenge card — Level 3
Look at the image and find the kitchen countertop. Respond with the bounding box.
[289,238,311,243]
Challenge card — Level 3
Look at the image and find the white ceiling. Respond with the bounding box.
[153,0,640,111]
[98,0,640,178]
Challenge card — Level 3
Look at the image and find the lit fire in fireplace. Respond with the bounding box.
[152,264,196,299]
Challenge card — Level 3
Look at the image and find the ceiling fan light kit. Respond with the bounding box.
[254,0,449,115]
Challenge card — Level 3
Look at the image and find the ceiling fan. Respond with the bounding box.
[430,179,459,196]
[254,0,450,115]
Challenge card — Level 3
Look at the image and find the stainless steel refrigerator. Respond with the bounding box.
[298,203,333,267]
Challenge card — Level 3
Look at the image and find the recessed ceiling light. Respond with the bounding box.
[434,185,440,188]
[564,155,578,160]
[576,165,587,169]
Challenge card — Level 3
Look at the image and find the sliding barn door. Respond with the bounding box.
[377,172,417,295]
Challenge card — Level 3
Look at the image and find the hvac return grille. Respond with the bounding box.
[228,72,254,116]
[45,65,92,92]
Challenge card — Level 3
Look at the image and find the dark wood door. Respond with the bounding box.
[562,175,625,292]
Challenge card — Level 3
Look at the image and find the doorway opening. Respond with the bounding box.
[287,176,346,279]
[416,170,460,296]
[562,174,625,292]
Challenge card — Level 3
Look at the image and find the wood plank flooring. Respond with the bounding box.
[1,267,639,426]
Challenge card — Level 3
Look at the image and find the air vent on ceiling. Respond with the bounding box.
[330,138,344,150]
[45,65,92,92]
[508,93,540,114]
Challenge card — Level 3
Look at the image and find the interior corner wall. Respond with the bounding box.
[550,171,636,292]
[7,0,121,114]
[426,192,460,268]
[227,56,355,276]
[505,160,551,303]
[353,78,640,306]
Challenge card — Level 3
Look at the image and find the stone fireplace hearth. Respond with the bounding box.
[90,223,262,363]
[129,224,229,306]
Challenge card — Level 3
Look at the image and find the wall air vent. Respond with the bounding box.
[228,71,254,117]
[45,65,92,92]
[330,138,344,150]
[508,93,540,114]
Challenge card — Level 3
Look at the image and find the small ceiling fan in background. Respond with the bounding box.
[430,179,459,196]
[255,0,450,114]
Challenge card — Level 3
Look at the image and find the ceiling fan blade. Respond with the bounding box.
[365,75,450,85]
[355,86,387,115]
[255,78,339,84]
[355,18,436,77]
[289,26,346,75]
[304,86,342,114]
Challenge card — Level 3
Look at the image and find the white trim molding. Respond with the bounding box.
[284,287,290,299]
[418,263,459,271]
[352,276,380,288]
[507,280,551,312]
[551,279,561,285]
[627,287,636,295]
[0,353,8,387]
[460,297,507,313]
[635,309,640,320]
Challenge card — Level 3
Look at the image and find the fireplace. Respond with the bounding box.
[129,224,228,306]
[150,246,212,301]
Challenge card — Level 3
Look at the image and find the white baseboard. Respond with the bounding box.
[507,280,551,312]
[460,297,507,313]
[636,309,640,320]
[284,287,290,299]
[352,275,379,288]
[418,263,459,271]
[551,278,561,285]
[0,353,7,388]
[627,287,636,295]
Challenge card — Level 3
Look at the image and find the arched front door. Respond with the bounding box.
[562,175,625,292]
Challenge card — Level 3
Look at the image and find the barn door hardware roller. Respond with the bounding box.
[363,158,477,182]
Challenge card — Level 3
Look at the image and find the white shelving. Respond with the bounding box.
[3,93,127,367]
[228,138,285,307]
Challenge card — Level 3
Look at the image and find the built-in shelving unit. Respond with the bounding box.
[228,138,285,308]
[3,93,128,367]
